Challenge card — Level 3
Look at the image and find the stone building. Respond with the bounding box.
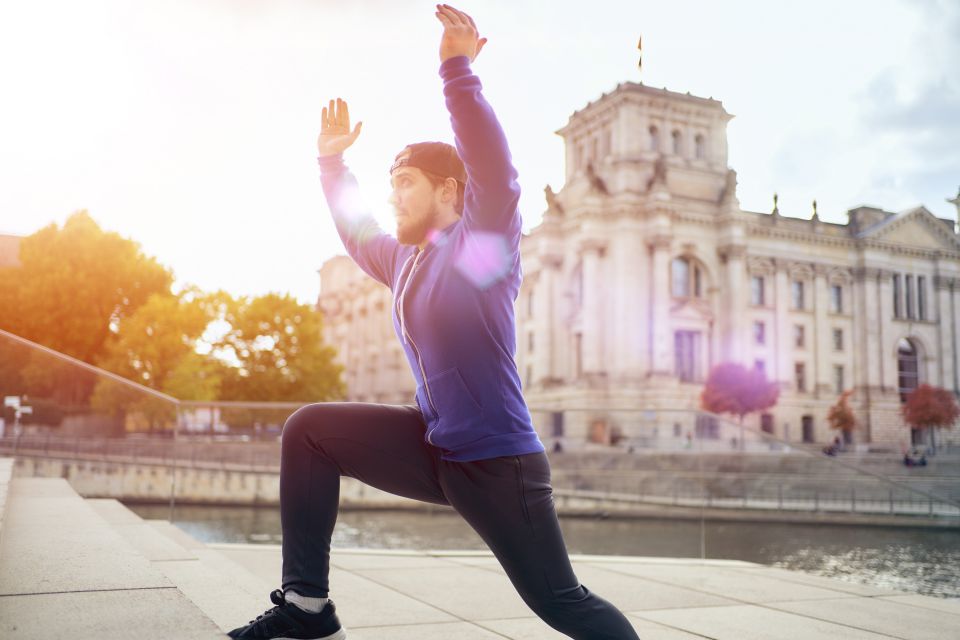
[316,81,960,451]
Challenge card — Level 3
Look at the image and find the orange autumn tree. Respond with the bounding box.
[827,389,857,444]
[700,362,779,448]
[901,384,960,453]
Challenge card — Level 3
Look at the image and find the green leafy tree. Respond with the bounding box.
[91,290,224,432]
[215,293,344,428]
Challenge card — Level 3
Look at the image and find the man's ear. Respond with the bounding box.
[443,177,458,202]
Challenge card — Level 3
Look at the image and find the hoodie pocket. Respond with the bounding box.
[426,367,485,449]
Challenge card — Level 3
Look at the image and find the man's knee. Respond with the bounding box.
[281,404,331,449]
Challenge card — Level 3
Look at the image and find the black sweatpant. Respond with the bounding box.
[278,402,640,640]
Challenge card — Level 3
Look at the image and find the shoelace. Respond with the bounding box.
[246,589,287,625]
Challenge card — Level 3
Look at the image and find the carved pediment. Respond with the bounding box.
[859,207,960,252]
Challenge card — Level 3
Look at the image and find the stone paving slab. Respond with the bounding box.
[147,518,209,550]
[876,594,960,615]
[152,558,268,633]
[634,604,894,639]
[591,562,861,604]
[769,596,960,640]
[346,620,506,639]
[211,545,461,630]
[727,564,902,597]
[0,587,225,639]
[87,499,196,561]
[0,478,174,595]
[478,616,703,639]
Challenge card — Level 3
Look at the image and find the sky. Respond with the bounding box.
[1,0,958,305]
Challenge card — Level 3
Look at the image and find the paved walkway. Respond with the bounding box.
[1,458,959,639]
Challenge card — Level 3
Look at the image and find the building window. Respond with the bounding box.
[551,412,565,437]
[674,330,700,382]
[792,280,805,310]
[751,275,765,306]
[575,143,584,169]
[905,275,914,319]
[649,125,660,152]
[672,257,703,298]
[527,289,534,317]
[753,321,766,345]
[918,276,926,320]
[528,331,534,353]
[830,284,843,313]
[525,364,532,389]
[761,413,774,434]
[694,134,705,160]
[696,414,719,439]
[802,415,815,443]
[834,365,845,394]
[672,258,690,297]
[590,136,599,163]
[754,359,766,375]
[672,130,682,155]
[897,338,919,403]
[795,362,807,392]
[794,324,805,348]
[893,274,902,318]
[833,328,843,351]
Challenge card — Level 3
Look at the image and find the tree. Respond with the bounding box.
[700,362,780,448]
[0,211,173,406]
[91,289,225,432]
[827,389,856,444]
[217,293,345,404]
[901,384,960,453]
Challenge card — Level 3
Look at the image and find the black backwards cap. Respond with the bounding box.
[390,141,466,184]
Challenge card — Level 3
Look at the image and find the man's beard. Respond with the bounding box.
[396,204,437,246]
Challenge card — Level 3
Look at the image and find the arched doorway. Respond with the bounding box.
[897,338,921,444]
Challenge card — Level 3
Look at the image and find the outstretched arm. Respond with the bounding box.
[435,5,521,242]
[317,98,401,289]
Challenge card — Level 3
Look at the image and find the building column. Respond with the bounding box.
[580,238,607,378]
[877,270,896,393]
[718,244,746,362]
[774,260,791,387]
[812,264,830,395]
[648,234,672,376]
[535,254,563,385]
[613,221,647,382]
[947,277,960,394]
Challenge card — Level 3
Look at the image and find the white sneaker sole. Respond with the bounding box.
[276,628,346,640]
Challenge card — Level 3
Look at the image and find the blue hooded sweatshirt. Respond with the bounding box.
[318,55,545,462]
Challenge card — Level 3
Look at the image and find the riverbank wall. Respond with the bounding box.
[10,454,958,529]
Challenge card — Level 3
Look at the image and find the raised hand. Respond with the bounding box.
[436,4,487,63]
[318,98,362,157]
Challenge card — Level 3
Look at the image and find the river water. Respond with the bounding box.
[128,504,960,599]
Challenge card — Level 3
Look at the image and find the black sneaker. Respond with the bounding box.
[227,589,346,639]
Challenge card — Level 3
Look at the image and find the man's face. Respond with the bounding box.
[389,157,441,246]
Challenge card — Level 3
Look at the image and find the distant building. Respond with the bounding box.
[316,81,960,451]
[316,255,411,405]
[0,234,22,268]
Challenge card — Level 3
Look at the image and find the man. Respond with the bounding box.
[228,5,640,639]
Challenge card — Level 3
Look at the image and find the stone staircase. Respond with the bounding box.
[0,456,253,638]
